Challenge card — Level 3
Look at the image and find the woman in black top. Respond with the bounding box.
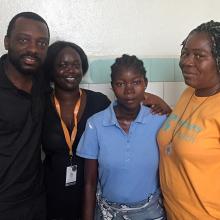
[42,41,110,220]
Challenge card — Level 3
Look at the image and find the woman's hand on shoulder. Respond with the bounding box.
[143,92,172,115]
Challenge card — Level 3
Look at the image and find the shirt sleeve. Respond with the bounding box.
[76,117,99,159]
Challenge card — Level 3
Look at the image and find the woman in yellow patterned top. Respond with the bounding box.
[158,20,220,220]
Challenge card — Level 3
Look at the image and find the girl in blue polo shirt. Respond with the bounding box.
[76,54,166,220]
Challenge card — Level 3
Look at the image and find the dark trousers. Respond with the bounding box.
[0,193,46,220]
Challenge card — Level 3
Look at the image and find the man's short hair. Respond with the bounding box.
[6,11,50,38]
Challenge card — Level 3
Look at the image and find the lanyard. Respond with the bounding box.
[54,89,82,157]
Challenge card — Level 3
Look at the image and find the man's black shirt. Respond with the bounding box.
[0,54,47,212]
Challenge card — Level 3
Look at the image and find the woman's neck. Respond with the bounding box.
[114,104,141,121]
[195,82,220,97]
[54,86,80,105]
[114,103,141,134]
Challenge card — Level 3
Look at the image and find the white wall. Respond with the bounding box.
[0,0,219,105]
[1,0,220,56]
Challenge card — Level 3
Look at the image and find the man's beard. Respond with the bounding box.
[7,51,42,75]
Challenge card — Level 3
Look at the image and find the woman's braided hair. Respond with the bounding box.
[182,20,220,71]
[111,54,147,81]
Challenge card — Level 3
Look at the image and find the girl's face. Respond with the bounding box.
[179,31,220,93]
[112,68,147,111]
[54,46,83,91]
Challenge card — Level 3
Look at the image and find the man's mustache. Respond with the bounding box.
[20,53,41,63]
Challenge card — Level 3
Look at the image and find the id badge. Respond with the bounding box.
[65,165,77,186]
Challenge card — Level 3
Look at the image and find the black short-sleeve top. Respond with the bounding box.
[42,89,110,217]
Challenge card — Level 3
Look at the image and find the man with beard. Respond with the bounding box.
[0,12,49,220]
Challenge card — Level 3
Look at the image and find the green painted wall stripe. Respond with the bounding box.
[82,58,183,84]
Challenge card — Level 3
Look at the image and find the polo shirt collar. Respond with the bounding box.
[0,54,50,94]
[103,100,151,126]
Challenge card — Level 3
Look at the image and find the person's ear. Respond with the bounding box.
[111,81,117,94]
[4,36,9,50]
[144,78,148,89]
[111,81,113,87]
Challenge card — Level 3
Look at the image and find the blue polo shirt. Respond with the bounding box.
[76,102,166,203]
